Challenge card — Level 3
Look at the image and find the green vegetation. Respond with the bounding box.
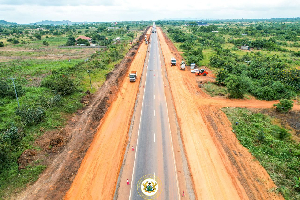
[161,19,300,101]
[223,108,300,199]
[202,82,228,97]
[273,99,294,113]
[0,21,150,198]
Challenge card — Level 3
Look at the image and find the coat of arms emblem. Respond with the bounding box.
[137,174,161,199]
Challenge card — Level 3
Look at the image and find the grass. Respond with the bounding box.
[203,82,228,97]
[223,107,300,199]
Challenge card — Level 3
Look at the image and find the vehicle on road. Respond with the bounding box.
[129,71,137,82]
[195,69,208,76]
[180,61,185,70]
[171,57,176,66]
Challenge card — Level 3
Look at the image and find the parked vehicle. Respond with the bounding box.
[191,68,199,73]
[180,61,185,70]
[171,57,176,66]
[191,63,196,69]
[195,69,208,76]
[129,71,137,82]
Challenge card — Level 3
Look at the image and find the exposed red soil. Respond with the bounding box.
[158,27,284,199]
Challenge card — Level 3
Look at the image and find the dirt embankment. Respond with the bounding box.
[15,28,150,200]
[158,27,283,199]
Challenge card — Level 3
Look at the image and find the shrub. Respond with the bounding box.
[2,124,23,145]
[0,41,4,47]
[225,75,249,99]
[273,99,294,113]
[41,74,76,95]
[16,106,45,126]
[0,79,24,98]
[43,40,49,46]
[40,94,62,108]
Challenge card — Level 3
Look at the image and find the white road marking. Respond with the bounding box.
[154,133,155,142]
[154,95,155,100]
[154,110,155,116]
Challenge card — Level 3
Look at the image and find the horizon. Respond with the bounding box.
[2,17,300,25]
[0,0,299,24]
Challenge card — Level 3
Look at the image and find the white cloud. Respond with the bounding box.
[0,0,299,24]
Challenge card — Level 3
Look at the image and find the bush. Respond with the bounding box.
[0,79,24,98]
[1,124,23,145]
[40,94,62,108]
[225,75,249,99]
[16,106,45,126]
[43,40,49,46]
[273,99,294,113]
[0,41,4,47]
[41,74,76,95]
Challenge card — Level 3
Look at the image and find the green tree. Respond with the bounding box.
[35,34,41,40]
[76,38,90,46]
[66,36,76,46]
[225,75,249,98]
[0,41,4,47]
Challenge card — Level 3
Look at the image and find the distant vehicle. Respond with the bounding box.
[195,69,208,76]
[129,71,137,82]
[180,61,185,70]
[191,63,196,69]
[171,57,176,66]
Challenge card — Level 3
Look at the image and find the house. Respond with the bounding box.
[107,27,120,30]
[76,36,92,43]
[197,21,208,26]
[241,46,249,50]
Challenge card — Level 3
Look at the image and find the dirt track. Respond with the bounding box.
[158,27,285,199]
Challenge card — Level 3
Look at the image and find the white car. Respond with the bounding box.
[191,69,199,73]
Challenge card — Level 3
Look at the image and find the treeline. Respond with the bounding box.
[211,49,299,100]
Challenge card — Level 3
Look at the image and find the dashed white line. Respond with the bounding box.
[154,133,155,142]
[154,95,155,100]
[154,110,155,116]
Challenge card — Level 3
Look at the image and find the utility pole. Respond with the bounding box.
[9,78,20,109]
[87,70,92,89]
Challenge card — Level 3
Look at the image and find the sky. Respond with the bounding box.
[0,0,299,24]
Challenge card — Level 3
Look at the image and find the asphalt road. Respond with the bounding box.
[129,25,179,200]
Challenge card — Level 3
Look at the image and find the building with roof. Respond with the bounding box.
[76,36,92,43]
